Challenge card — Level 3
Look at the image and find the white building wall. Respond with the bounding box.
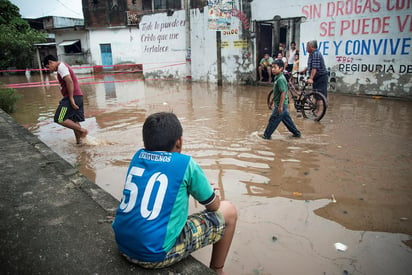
[251,0,412,97]
[52,17,84,28]
[190,3,253,84]
[88,28,142,66]
[191,9,218,82]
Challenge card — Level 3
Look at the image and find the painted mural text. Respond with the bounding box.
[140,19,186,54]
[302,0,410,19]
[319,15,411,36]
[301,38,411,56]
[338,64,412,73]
[223,29,238,35]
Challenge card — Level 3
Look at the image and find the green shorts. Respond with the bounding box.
[123,210,225,268]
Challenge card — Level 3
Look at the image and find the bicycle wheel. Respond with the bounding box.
[302,92,327,121]
[266,89,274,110]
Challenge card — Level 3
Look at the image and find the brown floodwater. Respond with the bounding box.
[4,72,412,274]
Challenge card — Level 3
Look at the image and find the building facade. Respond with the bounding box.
[75,0,411,97]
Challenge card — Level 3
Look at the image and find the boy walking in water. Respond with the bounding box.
[112,112,237,274]
[43,55,88,144]
[261,59,301,139]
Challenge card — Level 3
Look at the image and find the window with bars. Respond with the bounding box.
[142,0,181,10]
[142,0,152,10]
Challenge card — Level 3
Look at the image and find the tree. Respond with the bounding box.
[0,0,46,70]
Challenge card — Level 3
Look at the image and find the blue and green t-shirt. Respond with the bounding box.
[112,149,215,262]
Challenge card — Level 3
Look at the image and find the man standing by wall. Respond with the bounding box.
[286,41,297,73]
[301,40,328,98]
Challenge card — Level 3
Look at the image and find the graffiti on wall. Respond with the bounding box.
[231,8,250,29]
[208,0,234,30]
[300,0,411,75]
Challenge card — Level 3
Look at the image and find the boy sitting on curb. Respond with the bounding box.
[112,112,237,274]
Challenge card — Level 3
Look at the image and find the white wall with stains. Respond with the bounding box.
[88,28,142,66]
[86,2,252,84]
[251,0,412,97]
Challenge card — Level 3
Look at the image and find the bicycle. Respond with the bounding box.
[266,72,328,121]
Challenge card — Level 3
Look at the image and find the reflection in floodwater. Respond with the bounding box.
[4,73,412,274]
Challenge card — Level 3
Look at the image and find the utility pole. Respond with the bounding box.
[185,0,191,81]
[216,31,222,86]
[35,46,44,83]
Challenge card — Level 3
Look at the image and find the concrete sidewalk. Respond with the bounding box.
[0,109,215,275]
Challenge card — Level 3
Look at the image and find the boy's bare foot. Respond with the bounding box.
[211,266,226,275]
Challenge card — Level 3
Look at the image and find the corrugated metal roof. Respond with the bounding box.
[33,42,56,47]
[58,40,80,46]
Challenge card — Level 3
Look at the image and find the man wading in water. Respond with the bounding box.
[43,55,88,144]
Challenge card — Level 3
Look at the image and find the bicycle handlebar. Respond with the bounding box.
[284,71,310,87]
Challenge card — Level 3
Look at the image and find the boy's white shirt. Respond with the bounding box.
[57,62,70,78]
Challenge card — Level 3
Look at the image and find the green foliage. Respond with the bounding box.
[0,0,21,23]
[0,83,22,114]
[0,0,47,70]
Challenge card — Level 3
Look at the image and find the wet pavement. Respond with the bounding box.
[3,72,412,274]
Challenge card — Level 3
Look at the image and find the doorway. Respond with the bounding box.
[100,44,113,69]
[255,17,302,80]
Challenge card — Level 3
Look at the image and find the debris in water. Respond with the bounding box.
[334,242,348,252]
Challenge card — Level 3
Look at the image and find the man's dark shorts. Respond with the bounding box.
[54,95,85,123]
[313,74,328,98]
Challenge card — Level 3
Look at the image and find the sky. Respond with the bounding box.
[9,0,83,19]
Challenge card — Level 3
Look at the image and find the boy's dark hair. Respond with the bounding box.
[143,112,183,151]
[272,59,284,69]
[43,55,57,67]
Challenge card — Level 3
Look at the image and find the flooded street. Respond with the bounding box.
[4,72,412,274]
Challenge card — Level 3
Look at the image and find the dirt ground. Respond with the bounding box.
[5,73,412,274]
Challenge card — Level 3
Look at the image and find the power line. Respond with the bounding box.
[56,0,83,17]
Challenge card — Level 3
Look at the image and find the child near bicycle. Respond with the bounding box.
[112,112,237,275]
[261,59,301,139]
